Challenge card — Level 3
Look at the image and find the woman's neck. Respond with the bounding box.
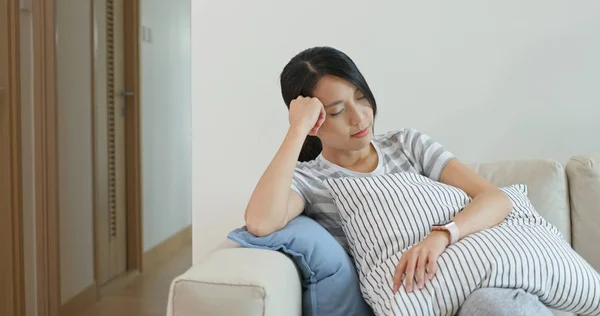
[321,143,378,173]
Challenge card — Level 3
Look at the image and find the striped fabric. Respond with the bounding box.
[291,128,455,253]
[324,172,600,316]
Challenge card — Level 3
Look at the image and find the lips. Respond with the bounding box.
[352,127,370,138]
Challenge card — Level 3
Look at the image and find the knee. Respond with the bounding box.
[459,288,512,314]
[457,288,551,316]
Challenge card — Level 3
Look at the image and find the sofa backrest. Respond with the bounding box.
[566,154,600,272]
[468,158,571,243]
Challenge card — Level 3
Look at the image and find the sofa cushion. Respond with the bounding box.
[567,154,600,273]
[468,158,570,243]
[228,216,374,316]
[324,172,600,316]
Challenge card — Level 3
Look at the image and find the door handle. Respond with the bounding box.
[120,88,134,98]
[119,88,134,116]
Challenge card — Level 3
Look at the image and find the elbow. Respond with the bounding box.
[474,187,513,220]
[246,221,273,237]
[244,212,277,237]
[493,188,514,217]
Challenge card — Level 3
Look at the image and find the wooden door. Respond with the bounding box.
[0,0,25,314]
[94,0,128,286]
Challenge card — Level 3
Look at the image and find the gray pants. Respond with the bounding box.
[457,288,553,316]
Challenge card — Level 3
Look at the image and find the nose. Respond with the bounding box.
[348,104,365,126]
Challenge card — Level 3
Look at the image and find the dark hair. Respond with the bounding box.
[280,46,377,162]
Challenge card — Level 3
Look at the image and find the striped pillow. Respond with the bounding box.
[324,172,600,316]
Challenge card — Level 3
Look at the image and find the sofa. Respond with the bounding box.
[167,154,600,316]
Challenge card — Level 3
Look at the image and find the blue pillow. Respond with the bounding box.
[227,215,374,316]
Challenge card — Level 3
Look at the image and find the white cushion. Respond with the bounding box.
[324,172,600,315]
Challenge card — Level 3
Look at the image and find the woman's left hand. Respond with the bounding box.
[392,231,450,293]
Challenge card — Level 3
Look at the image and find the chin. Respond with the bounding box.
[349,134,372,149]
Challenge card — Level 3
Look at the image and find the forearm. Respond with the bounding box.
[244,127,306,235]
[453,189,513,239]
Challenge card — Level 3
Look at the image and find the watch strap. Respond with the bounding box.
[432,221,460,244]
[444,222,459,244]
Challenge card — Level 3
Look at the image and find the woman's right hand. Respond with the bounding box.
[289,96,326,136]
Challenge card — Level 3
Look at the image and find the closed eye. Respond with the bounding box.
[330,109,345,117]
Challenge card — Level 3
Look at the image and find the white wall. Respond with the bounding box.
[56,0,95,303]
[141,0,192,251]
[191,1,600,261]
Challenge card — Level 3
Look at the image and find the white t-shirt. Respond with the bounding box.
[291,128,455,252]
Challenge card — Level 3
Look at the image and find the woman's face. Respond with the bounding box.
[312,75,374,152]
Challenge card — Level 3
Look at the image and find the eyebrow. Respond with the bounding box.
[325,100,343,108]
[325,88,362,108]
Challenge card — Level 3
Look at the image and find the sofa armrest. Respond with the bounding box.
[167,242,302,316]
[566,154,600,273]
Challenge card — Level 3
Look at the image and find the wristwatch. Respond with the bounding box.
[431,222,460,245]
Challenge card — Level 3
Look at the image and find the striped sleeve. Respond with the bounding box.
[291,166,313,204]
[400,128,455,181]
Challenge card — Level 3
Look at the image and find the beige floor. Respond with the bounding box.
[79,244,192,316]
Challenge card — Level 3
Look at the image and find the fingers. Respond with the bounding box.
[392,258,406,293]
[307,101,326,136]
[392,242,443,295]
[308,117,320,136]
[308,122,321,136]
[308,106,326,136]
[314,107,326,130]
[427,253,438,280]
[394,250,436,294]
[403,254,418,293]
[416,250,428,290]
[317,105,326,126]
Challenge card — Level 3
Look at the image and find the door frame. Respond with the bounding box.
[123,0,143,273]
[30,0,60,315]
[1,0,25,315]
[29,0,143,313]
[92,0,143,289]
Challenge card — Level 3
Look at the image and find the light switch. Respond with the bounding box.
[141,26,153,43]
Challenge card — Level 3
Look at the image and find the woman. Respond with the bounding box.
[244,46,552,315]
